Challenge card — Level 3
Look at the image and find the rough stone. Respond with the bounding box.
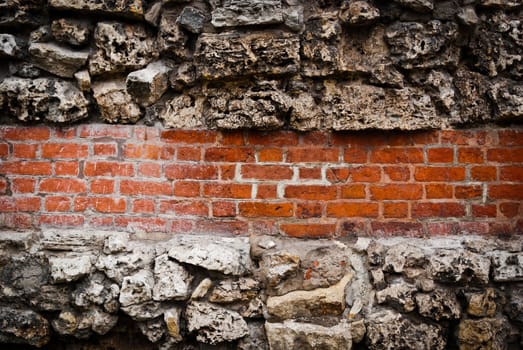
[185,301,249,345]
[157,9,189,59]
[429,249,490,285]
[29,42,89,78]
[163,307,183,342]
[49,255,92,283]
[490,251,523,282]
[415,289,461,320]
[95,244,155,283]
[383,244,426,273]
[394,0,434,12]
[89,308,118,335]
[489,79,523,121]
[9,62,41,78]
[191,278,213,300]
[0,307,50,347]
[266,273,352,319]
[210,0,283,28]
[466,288,497,317]
[145,2,162,27]
[480,0,522,9]
[48,0,144,18]
[283,6,304,32]
[340,1,380,26]
[119,270,154,307]
[121,301,166,321]
[74,70,91,92]
[51,19,91,46]
[89,22,157,76]
[126,60,171,107]
[237,322,268,350]
[29,25,52,43]
[0,1,47,29]
[458,318,510,350]
[0,77,89,123]
[138,317,165,343]
[376,281,417,312]
[152,254,192,301]
[72,273,120,313]
[452,68,492,124]
[160,93,205,128]
[177,6,206,34]
[209,278,260,303]
[0,33,24,58]
[167,235,252,276]
[91,79,142,124]
[301,245,350,290]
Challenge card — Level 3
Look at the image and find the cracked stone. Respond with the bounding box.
[29,42,89,78]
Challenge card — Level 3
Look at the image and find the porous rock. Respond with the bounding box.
[0,307,50,347]
[152,254,192,301]
[466,288,497,317]
[49,255,92,283]
[177,6,206,34]
[29,42,89,78]
[209,278,260,303]
[458,318,510,350]
[160,93,205,128]
[126,60,171,107]
[119,270,154,307]
[383,243,426,273]
[51,19,91,46]
[490,251,523,282]
[210,0,283,28]
[91,79,142,124]
[0,33,25,58]
[48,0,144,18]
[137,317,165,343]
[429,249,490,285]
[95,244,155,283]
[237,322,268,350]
[376,281,417,312]
[415,289,461,321]
[157,9,189,59]
[489,79,523,120]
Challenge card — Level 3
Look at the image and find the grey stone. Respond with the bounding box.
[88,308,118,335]
[51,19,91,46]
[340,1,380,26]
[167,235,252,276]
[119,270,154,307]
[31,284,72,311]
[260,251,300,290]
[283,6,304,32]
[185,301,249,345]
[145,2,162,27]
[376,281,417,312]
[91,79,142,124]
[366,310,445,350]
[127,60,170,107]
[266,273,352,319]
[138,317,165,343]
[237,322,268,350]
[0,307,50,347]
[383,244,426,273]
[489,79,523,121]
[480,0,522,8]
[457,6,479,26]
[210,0,283,28]
[29,25,52,43]
[452,68,492,124]
[160,94,205,129]
[168,62,196,91]
[490,251,523,282]
[458,318,510,350]
[121,301,166,321]
[0,1,47,29]
[209,278,260,303]
[72,273,120,313]
[152,254,193,301]
[265,320,354,350]
[29,42,89,78]
[9,62,41,78]
[48,0,144,18]
[177,6,206,34]
[429,249,490,285]
[301,245,351,290]
[157,9,189,59]
[394,0,434,12]
[370,269,387,290]
[0,33,24,58]
[49,255,93,283]
[89,22,157,76]
[95,244,155,283]
[0,77,89,123]
[505,291,523,323]
[40,230,108,251]
[415,290,461,321]
[102,234,130,254]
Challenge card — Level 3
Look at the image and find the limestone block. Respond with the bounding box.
[160,94,205,128]
[458,318,510,350]
[49,255,92,283]
[152,254,193,301]
[415,290,461,320]
[429,249,490,285]
[466,288,497,317]
[209,278,260,303]
[51,19,90,46]
[48,0,144,18]
[137,318,165,343]
[157,9,189,59]
[489,79,523,120]
[0,33,25,58]
[339,1,380,25]
[119,270,154,307]
[383,243,426,273]
[376,282,417,312]
[91,79,142,124]
[394,0,434,12]
[29,42,88,78]
[126,60,170,107]
[490,251,523,282]
[210,0,283,28]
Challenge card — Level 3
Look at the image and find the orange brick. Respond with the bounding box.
[455,185,482,199]
[13,144,38,158]
[299,167,322,180]
[53,127,77,139]
[193,220,248,236]
[498,130,523,146]
[326,202,379,218]
[159,145,176,160]
[205,147,255,162]
[499,166,523,181]
[349,166,381,182]
[159,200,208,216]
[239,202,293,217]
[280,223,336,238]
[499,202,520,218]
[165,164,218,180]
[340,184,366,199]
[0,178,7,194]
[173,181,200,197]
[74,197,126,213]
[487,148,523,163]
[458,148,484,163]
[212,201,236,217]
[0,197,40,212]
[42,143,88,158]
[472,205,497,218]
[138,163,161,177]
[287,147,339,163]
[327,167,350,183]
[160,130,217,144]
[427,148,454,163]
[120,180,172,196]
[296,202,323,218]
[45,196,71,212]
[285,185,337,200]
[84,161,134,177]
[79,125,131,139]
[134,126,160,141]
[0,143,7,158]
[246,131,299,146]
[299,131,329,145]
[370,184,422,200]
[440,130,486,145]
[0,161,52,175]
[489,185,523,200]
[412,202,465,218]
[11,178,36,193]
[133,199,156,213]
[242,165,293,180]
[54,161,79,176]
[203,183,252,199]
[471,166,497,181]
[90,179,115,194]
[371,222,424,236]
[115,216,168,232]
[256,185,278,199]
[220,164,236,180]
[343,148,368,163]
[38,214,84,227]
[383,166,410,181]
[383,203,409,218]
[1,126,50,141]
[0,213,33,229]
[258,148,283,162]
[371,148,424,163]
[124,144,161,159]
[177,147,201,161]
[425,184,453,199]
[414,167,465,181]
[39,178,86,193]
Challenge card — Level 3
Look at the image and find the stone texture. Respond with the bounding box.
[490,251,523,282]
[177,6,206,34]
[91,79,142,124]
[383,244,426,273]
[95,244,155,283]
[163,307,182,342]
[119,270,154,307]
[415,290,461,320]
[209,278,260,303]
[489,79,523,121]
[185,301,249,344]
[49,255,92,283]
[458,318,510,350]
[48,0,144,18]
[0,33,24,58]
[210,0,283,28]
[466,288,497,317]
[340,1,380,26]
[376,282,417,312]
[29,42,88,78]
[157,9,189,59]
[394,0,434,12]
[0,307,50,347]
[152,254,192,301]
[160,93,205,128]
[72,273,120,313]
[237,322,268,350]
[126,60,171,107]
[429,249,490,285]
[51,19,90,46]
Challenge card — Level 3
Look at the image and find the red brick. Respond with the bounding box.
[471,166,497,181]
[287,147,339,163]
[79,125,131,139]
[383,166,411,181]
[455,185,482,199]
[39,178,86,193]
[212,201,236,217]
[11,178,36,193]
[90,179,115,194]
[426,222,460,237]
[498,130,523,146]
[0,197,40,212]
[45,196,71,212]
[161,130,217,144]
[74,197,126,213]
[115,216,168,232]
[0,161,52,175]
[332,132,385,147]
[38,214,84,227]
[242,165,293,180]
[256,185,278,199]
[220,164,236,180]
[0,213,33,229]
[425,184,453,199]
[440,130,486,145]
[371,148,424,163]
[383,203,409,218]
[487,148,523,163]
[246,131,299,146]
[300,131,329,145]
[326,202,379,218]
[193,220,248,236]
[165,164,218,180]
[340,184,366,199]
[138,163,161,178]
[88,216,113,228]
[53,127,77,139]
[489,185,523,200]
[327,167,350,183]
[258,148,283,162]
[177,147,201,161]
[239,202,293,217]
[285,185,337,200]
[13,144,38,158]
[370,184,422,200]
[205,147,255,162]
[349,166,381,182]
[499,166,523,181]
[427,148,454,163]
[343,148,368,163]
[42,143,88,158]
[0,178,7,194]
[174,181,200,197]
[458,148,484,163]
[54,161,79,176]
[299,167,322,180]
[84,161,134,177]
[134,126,159,141]
[412,202,466,217]
[414,167,465,181]
[120,180,172,196]
[132,199,156,213]
[296,202,322,218]
[203,183,252,199]
[499,202,520,218]
[93,143,117,156]
[472,205,497,217]
[159,145,176,160]
[1,126,50,141]
[251,220,278,235]
[219,131,244,145]
[280,223,336,238]
[159,200,208,216]
[123,144,161,159]
[371,222,424,237]
[0,143,8,158]
[337,220,369,236]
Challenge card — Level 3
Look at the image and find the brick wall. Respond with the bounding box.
[0,125,521,237]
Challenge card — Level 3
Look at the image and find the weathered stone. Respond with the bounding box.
[416,290,461,320]
[367,240,386,266]
[0,255,49,299]
[152,254,192,301]
[41,230,108,251]
[0,1,47,29]
[48,0,144,18]
[29,42,88,78]
[0,307,50,347]
[0,33,24,57]
[195,32,300,80]
[157,9,189,59]
[89,22,157,76]
[366,310,445,350]
[0,77,89,123]
[160,94,205,128]
[340,1,380,26]
[458,318,510,350]
[138,317,165,343]
[29,25,52,43]
[72,273,120,313]
[95,244,155,283]
[490,251,523,282]
[74,70,91,92]
[102,234,130,254]
[191,278,213,300]
[164,307,183,342]
[266,273,352,319]
[145,2,162,27]
[31,284,72,311]
[209,278,260,303]
[210,0,283,28]
[168,62,196,91]
[466,288,497,317]
[370,269,387,290]
[51,309,86,337]
[127,61,170,107]
[505,291,523,323]
[383,244,426,273]
[88,308,118,335]
[237,322,268,350]
[265,320,354,350]
[91,79,142,124]
[260,251,300,289]
[185,302,249,345]
[177,6,206,34]
[119,270,154,307]
[452,68,491,124]
[167,235,252,276]
[394,0,433,12]
[457,6,479,26]
[51,19,90,46]
[302,245,350,290]
[239,297,265,318]
[489,79,523,120]
[283,6,304,32]
[429,249,490,285]
[376,282,417,312]
[480,0,522,8]
[9,62,41,78]
[121,301,166,321]
[49,255,93,283]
